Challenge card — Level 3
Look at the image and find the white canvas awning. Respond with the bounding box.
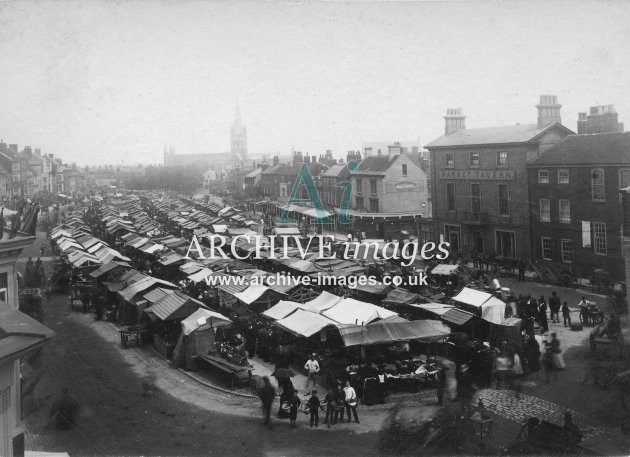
[276,309,337,338]
[233,284,269,305]
[410,303,455,316]
[452,287,492,307]
[188,268,213,284]
[301,291,342,313]
[480,297,506,325]
[322,298,398,325]
[262,300,301,320]
[452,287,506,325]
[430,264,460,275]
[181,308,232,335]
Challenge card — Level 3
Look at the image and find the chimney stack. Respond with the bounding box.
[346,150,362,164]
[388,142,402,160]
[536,95,562,129]
[273,156,279,166]
[444,108,466,135]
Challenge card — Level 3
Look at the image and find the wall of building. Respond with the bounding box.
[528,164,627,280]
[430,143,535,259]
[381,154,428,213]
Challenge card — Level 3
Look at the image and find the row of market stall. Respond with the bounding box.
[48,191,523,396]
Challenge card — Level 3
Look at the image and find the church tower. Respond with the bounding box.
[231,104,248,164]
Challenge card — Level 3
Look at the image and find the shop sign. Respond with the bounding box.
[439,170,515,180]
[385,181,425,193]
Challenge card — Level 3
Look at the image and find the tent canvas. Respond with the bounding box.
[188,268,213,284]
[233,284,270,305]
[276,309,337,338]
[382,288,422,305]
[338,320,450,347]
[410,303,455,316]
[452,287,492,307]
[480,296,506,325]
[430,264,460,275]
[181,308,232,335]
[262,300,301,320]
[322,298,397,325]
[301,291,342,313]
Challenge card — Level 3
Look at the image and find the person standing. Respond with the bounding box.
[49,388,79,430]
[322,387,337,427]
[562,301,572,327]
[549,291,561,324]
[538,296,549,333]
[307,390,320,427]
[495,349,512,389]
[543,341,557,384]
[333,382,346,424]
[258,376,276,426]
[303,353,320,395]
[523,333,541,375]
[343,380,360,424]
[288,389,301,428]
[578,296,589,326]
[518,259,526,281]
[550,333,565,370]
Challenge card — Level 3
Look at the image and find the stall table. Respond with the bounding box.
[197,354,253,389]
[119,326,150,348]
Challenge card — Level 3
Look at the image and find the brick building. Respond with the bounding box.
[528,132,630,281]
[425,96,573,260]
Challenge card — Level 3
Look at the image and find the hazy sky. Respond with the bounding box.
[0,0,629,165]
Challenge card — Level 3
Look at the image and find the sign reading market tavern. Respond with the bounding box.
[439,170,515,180]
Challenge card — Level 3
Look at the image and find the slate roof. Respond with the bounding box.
[261,163,302,176]
[245,168,262,178]
[352,156,395,174]
[322,164,349,178]
[425,122,573,148]
[89,261,130,278]
[145,290,206,321]
[0,303,55,363]
[530,132,630,166]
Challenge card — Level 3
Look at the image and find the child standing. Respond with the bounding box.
[288,389,301,428]
[307,390,320,427]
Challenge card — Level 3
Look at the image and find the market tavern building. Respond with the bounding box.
[425,96,574,260]
[528,131,630,281]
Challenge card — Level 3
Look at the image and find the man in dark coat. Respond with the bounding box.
[258,376,276,426]
[49,388,79,430]
[549,291,561,324]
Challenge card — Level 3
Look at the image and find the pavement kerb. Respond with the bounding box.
[177,367,260,399]
[142,344,260,399]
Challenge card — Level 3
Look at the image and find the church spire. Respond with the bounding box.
[231,103,248,164]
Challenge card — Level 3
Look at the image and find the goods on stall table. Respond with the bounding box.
[119,326,150,349]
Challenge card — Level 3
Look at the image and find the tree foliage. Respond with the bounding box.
[126,165,203,194]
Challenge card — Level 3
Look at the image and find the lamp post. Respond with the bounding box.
[469,400,493,454]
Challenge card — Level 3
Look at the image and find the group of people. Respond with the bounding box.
[495,330,566,396]
[258,376,360,429]
[23,256,47,288]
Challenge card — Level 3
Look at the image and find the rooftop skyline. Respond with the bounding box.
[0,0,629,165]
